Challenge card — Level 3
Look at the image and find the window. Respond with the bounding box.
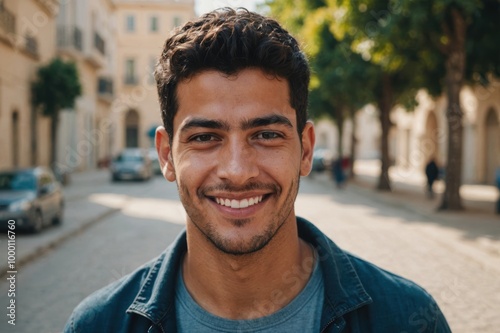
[150,16,159,32]
[149,57,156,84]
[125,58,136,84]
[173,16,181,28]
[126,15,135,32]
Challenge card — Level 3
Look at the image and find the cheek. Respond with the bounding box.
[260,150,301,175]
[176,154,214,182]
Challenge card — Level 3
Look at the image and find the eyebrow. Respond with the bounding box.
[179,114,293,134]
[180,118,231,133]
[241,114,293,130]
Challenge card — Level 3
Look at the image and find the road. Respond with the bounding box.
[0,172,499,332]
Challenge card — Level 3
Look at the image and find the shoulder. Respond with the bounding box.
[347,254,450,332]
[63,260,155,333]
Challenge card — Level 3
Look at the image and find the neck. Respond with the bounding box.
[182,218,315,320]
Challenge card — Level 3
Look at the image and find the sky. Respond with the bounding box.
[195,0,266,16]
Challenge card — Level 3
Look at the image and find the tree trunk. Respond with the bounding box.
[349,108,356,179]
[50,111,59,168]
[439,8,466,211]
[30,105,38,166]
[337,117,344,159]
[377,74,393,191]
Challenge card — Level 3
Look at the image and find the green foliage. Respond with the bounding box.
[465,1,500,84]
[333,0,447,105]
[335,0,500,90]
[31,58,81,116]
[268,1,376,123]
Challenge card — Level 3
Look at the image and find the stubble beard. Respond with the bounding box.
[178,176,300,256]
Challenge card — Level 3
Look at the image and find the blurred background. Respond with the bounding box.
[0,0,499,332]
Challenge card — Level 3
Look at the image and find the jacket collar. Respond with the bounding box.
[296,217,372,329]
[127,217,372,327]
[126,230,187,325]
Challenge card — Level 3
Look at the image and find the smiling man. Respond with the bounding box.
[64,8,451,333]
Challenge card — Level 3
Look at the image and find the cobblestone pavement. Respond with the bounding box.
[1,168,498,332]
[299,173,500,333]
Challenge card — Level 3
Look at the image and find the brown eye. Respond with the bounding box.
[194,134,213,141]
[256,132,281,140]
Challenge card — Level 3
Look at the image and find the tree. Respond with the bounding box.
[339,0,500,210]
[31,58,81,167]
[422,1,500,210]
[267,2,375,179]
[319,0,440,191]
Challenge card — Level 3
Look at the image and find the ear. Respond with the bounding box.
[155,126,176,182]
[299,121,315,177]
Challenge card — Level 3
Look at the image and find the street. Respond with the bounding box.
[1,171,499,333]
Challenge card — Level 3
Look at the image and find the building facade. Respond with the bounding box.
[0,0,59,169]
[112,0,194,155]
[1,0,195,172]
[55,0,116,172]
[392,84,500,185]
[314,83,500,185]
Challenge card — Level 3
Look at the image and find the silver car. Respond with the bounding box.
[110,148,153,181]
[0,167,64,233]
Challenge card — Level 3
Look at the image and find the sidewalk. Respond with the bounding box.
[348,159,500,264]
[354,159,498,215]
[0,169,118,276]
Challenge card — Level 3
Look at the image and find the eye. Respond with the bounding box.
[191,134,218,142]
[255,131,282,140]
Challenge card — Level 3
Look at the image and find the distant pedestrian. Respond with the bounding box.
[332,158,346,188]
[425,158,439,198]
[495,167,500,214]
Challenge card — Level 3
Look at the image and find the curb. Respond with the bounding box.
[1,207,120,278]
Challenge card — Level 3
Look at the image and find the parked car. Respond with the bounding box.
[311,148,333,173]
[0,167,64,233]
[148,148,162,175]
[110,148,153,181]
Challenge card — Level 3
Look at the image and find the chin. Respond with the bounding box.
[208,228,275,256]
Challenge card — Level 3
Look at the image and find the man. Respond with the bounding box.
[425,158,439,198]
[64,8,451,332]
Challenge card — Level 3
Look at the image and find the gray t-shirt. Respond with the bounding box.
[175,254,324,333]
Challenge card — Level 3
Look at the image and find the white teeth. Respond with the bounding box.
[215,196,263,209]
[240,199,249,208]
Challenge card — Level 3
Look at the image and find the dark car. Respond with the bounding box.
[148,148,162,175]
[110,148,153,181]
[311,148,333,173]
[0,167,64,233]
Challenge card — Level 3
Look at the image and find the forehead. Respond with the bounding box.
[174,69,294,129]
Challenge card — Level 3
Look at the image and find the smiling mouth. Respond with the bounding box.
[212,195,267,209]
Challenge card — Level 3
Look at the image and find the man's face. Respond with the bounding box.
[156,69,314,255]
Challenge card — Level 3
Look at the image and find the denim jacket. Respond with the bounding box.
[64,217,451,333]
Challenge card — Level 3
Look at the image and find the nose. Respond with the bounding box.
[216,139,259,185]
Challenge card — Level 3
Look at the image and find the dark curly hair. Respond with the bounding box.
[154,7,310,141]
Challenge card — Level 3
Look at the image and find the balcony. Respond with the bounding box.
[85,30,105,69]
[0,3,16,43]
[57,25,83,57]
[34,0,59,16]
[98,77,114,103]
